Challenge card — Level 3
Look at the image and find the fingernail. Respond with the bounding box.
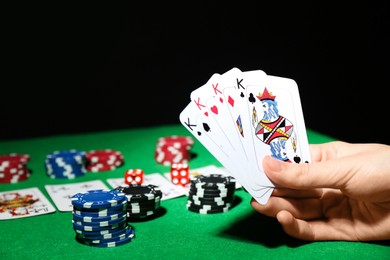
[266,156,282,172]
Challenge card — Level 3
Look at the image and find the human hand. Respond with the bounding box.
[250,141,390,241]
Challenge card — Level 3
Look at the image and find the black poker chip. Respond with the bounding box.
[115,184,163,220]
[187,198,232,208]
[188,194,234,205]
[190,174,236,190]
[115,184,163,202]
[127,197,160,208]
[126,208,161,219]
[186,200,232,214]
[186,174,236,214]
[188,188,235,198]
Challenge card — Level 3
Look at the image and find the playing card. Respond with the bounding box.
[45,180,109,212]
[191,72,237,154]
[179,101,243,185]
[182,70,274,202]
[0,187,56,220]
[107,173,187,201]
[245,75,311,172]
[219,69,275,192]
[190,69,252,188]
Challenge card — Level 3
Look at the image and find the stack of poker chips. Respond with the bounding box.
[45,150,87,179]
[115,184,163,220]
[186,174,236,214]
[155,135,194,166]
[0,153,31,183]
[71,189,135,248]
[85,149,124,172]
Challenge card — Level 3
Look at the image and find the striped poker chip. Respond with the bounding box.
[0,153,31,183]
[72,214,126,228]
[188,185,233,194]
[127,197,160,209]
[73,199,127,216]
[72,219,127,232]
[45,150,86,179]
[155,135,194,166]
[0,153,30,165]
[126,201,160,214]
[76,225,133,240]
[71,189,127,209]
[186,200,232,214]
[76,232,134,247]
[0,172,31,184]
[85,149,124,172]
[189,193,234,204]
[190,174,236,190]
[74,222,128,236]
[126,208,160,219]
[72,212,126,223]
[115,184,163,202]
[76,226,135,244]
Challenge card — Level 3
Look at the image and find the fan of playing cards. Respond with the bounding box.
[179,67,311,205]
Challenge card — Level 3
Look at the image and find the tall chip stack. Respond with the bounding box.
[186,174,236,214]
[71,189,135,247]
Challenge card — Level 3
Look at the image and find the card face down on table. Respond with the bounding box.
[179,67,311,205]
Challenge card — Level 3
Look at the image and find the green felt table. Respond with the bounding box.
[0,124,389,260]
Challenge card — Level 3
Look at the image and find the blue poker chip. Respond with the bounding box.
[76,225,133,240]
[72,214,126,227]
[77,226,135,244]
[72,219,127,232]
[71,189,127,209]
[45,150,87,179]
[76,233,134,247]
[72,211,126,223]
[74,223,129,236]
[73,199,127,216]
[46,150,86,162]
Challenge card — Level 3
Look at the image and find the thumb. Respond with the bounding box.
[262,155,351,190]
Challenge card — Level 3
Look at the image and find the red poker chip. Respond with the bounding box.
[0,162,26,171]
[156,136,194,147]
[86,163,123,172]
[155,136,193,165]
[85,149,124,172]
[0,172,30,183]
[86,149,123,162]
[0,153,30,165]
[0,165,29,176]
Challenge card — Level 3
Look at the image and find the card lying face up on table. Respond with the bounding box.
[179,67,311,205]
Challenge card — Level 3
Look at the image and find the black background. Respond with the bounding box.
[2,2,389,144]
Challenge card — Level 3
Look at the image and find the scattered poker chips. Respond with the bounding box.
[0,153,31,183]
[115,184,163,220]
[45,150,87,179]
[85,149,124,172]
[71,189,135,247]
[155,135,194,166]
[186,174,236,214]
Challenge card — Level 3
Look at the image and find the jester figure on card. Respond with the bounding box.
[251,87,299,163]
